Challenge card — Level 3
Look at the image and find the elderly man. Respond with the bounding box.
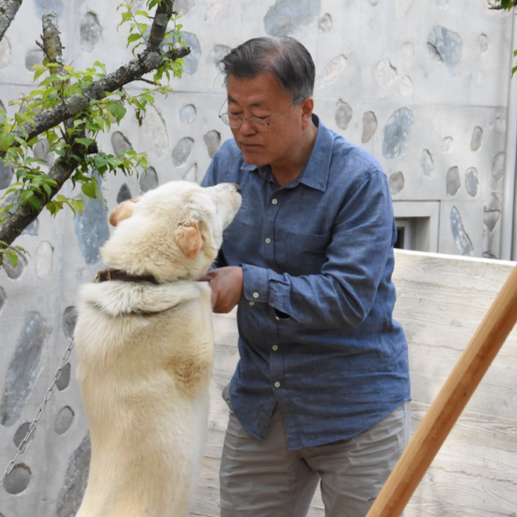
[198,36,410,517]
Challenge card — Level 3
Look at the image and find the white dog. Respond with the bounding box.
[73,181,241,517]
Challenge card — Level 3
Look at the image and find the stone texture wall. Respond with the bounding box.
[0,1,515,516]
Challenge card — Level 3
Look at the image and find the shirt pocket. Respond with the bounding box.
[276,230,331,276]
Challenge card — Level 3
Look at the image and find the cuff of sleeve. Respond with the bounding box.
[242,264,269,303]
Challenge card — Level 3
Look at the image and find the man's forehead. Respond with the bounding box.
[226,73,288,107]
[227,94,266,108]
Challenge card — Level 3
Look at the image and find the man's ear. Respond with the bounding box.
[109,198,141,227]
[301,97,314,130]
[175,220,203,260]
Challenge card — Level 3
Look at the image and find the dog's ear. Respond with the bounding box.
[175,221,203,260]
[109,198,141,227]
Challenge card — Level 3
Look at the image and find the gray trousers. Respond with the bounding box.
[220,400,410,517]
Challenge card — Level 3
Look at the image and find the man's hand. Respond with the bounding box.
[197,266,243,313]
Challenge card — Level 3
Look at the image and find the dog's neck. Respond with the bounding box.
[95,269,159,284]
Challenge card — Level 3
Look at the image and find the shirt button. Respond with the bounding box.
[272,345,278,351]
[275,316,280,321]
[265,238,272,244]
[253,292,259,299]
[272,198,278,205]
[249,301,255,306]
[274,381,281,388]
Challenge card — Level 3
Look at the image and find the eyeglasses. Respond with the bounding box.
[219,97,303,132]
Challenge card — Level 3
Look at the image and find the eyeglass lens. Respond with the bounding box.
[222,114,268,132]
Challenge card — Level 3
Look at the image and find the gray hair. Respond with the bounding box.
[218,36,315,102]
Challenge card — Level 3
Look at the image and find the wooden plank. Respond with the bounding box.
[395,251,517,517]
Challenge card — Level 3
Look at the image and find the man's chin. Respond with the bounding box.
[241,149,269,167]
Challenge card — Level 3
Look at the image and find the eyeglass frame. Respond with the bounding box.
[219,96,304,132]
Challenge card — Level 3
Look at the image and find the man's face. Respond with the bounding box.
[226,73,311,169]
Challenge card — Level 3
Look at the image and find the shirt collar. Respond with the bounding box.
[240,114,333,192]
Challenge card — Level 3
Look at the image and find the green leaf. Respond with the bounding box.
[0,134,15,151]
[131,41,144,56]
[42,183,52,198]
[75,137,93,148]
[19,190,34,201]
[81,182,97,199]
[94,154,109,168]
[14,112,25,125]
[93,61,106,73]
[44,178,58,187]
[127,33,143,47]
[5,250,18,268]
[108,102,127,124]
[46,200,62,216]
[28,196,41,210]
[46,131,58,145]
[71,199,85,215]
[33,66,47,82]
[13,136,28,149]
[86,122,103,132]
[14,245,29,255]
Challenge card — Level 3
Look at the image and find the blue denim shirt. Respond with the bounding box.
[201,115,410,450]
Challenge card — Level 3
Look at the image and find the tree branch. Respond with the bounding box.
[0,0,189,255]
[146,0,174,54]
[41,12,64,66]
[0,0,23,42]
[1,0,189,157]
[1,46,188,155]
[0,139,91,247]
[0,10,76,251]
[137,77,159,85]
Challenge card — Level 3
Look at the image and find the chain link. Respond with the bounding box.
[0,338,75,489]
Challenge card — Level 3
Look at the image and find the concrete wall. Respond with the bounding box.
[1,1,517,516]
[0,1,514,258]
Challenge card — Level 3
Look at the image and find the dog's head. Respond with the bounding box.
[101,181,241,282]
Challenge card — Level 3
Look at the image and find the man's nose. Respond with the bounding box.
[239,118,258,135]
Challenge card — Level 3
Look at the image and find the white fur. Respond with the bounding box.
[74,181,241,517]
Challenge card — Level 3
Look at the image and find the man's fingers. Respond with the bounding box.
[196,271,215,282]
[195,267,241,313]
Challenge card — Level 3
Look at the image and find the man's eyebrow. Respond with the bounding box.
[228,96,265,108]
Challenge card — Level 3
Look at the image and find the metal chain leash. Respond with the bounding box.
[0,337,76,489]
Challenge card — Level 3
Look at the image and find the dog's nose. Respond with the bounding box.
[233,183,241,193]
